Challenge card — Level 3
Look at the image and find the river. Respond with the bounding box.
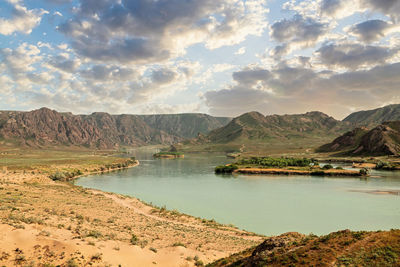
[75,148,400,235]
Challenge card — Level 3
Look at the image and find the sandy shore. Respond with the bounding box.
[0,163,262,266]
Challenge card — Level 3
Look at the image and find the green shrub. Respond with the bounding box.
[359,168,369,175]
[215,164,238,174]
[322,164,333,170]
[236,157,316,168]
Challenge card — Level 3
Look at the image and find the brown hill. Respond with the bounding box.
[209,229,400,267]
[0,108,180,149]
[193,111,351,145]
[317,121,400,156]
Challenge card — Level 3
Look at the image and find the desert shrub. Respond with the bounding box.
[87,230,102,238]
[130,234,139,245]
[49,171,66,181]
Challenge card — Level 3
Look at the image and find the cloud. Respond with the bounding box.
[58,0,268,64]
[205,86,271,116]
[271,15,327,44]
[80,65,137,82]
[316,43,399,69]
[235,47,246,55]
[269,14,328,57]
[232,68,270,85]
[47,55,80,73]
[361,0,400,21]
[204,62,400,118]
[347,20,396,42]
[0,43,43,83]
[140,102,202,114]
[45,0,72,4]
[0,2,48,35]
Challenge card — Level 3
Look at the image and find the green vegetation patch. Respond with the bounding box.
[215,164,238,174]
[236,157,317,168]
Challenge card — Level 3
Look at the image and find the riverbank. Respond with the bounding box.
[0,148,261,266]
[234,167,365,177]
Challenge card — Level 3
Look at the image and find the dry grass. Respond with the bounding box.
[0,148,262,266]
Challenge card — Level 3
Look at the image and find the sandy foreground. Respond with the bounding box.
[0,169,262,267]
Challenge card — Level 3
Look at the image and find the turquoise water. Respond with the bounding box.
[75,149,400,236]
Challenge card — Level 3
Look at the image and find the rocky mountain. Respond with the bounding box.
[317,121,400,156]
[0,108,180,149]
[138,114,231,139]
[343,104,400,127]
[194,111,351,144]
[209,230,400,267]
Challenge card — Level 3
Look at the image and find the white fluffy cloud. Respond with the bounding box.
[0,1,47,35]
[58,0,268,64]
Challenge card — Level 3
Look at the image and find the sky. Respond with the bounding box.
[0,0,399,119]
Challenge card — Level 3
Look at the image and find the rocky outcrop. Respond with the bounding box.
[209,230,400,267]
[0,108,180,148]
[318,121,400,156]
[317,127,369,153]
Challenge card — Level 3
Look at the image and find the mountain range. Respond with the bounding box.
[0,108,230,149]
[1,104,400,153]
[198,111,351,144]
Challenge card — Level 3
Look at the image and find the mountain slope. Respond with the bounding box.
[138,114,231,139]
[343,104,400,126]
[199,111,351,145]
[317,121,400,156]
[209,230,400,267]
[0,108,180,148]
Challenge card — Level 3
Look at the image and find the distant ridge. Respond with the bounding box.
[343,104,400,126]
[138,114,231,139]
[0,108,231,149]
